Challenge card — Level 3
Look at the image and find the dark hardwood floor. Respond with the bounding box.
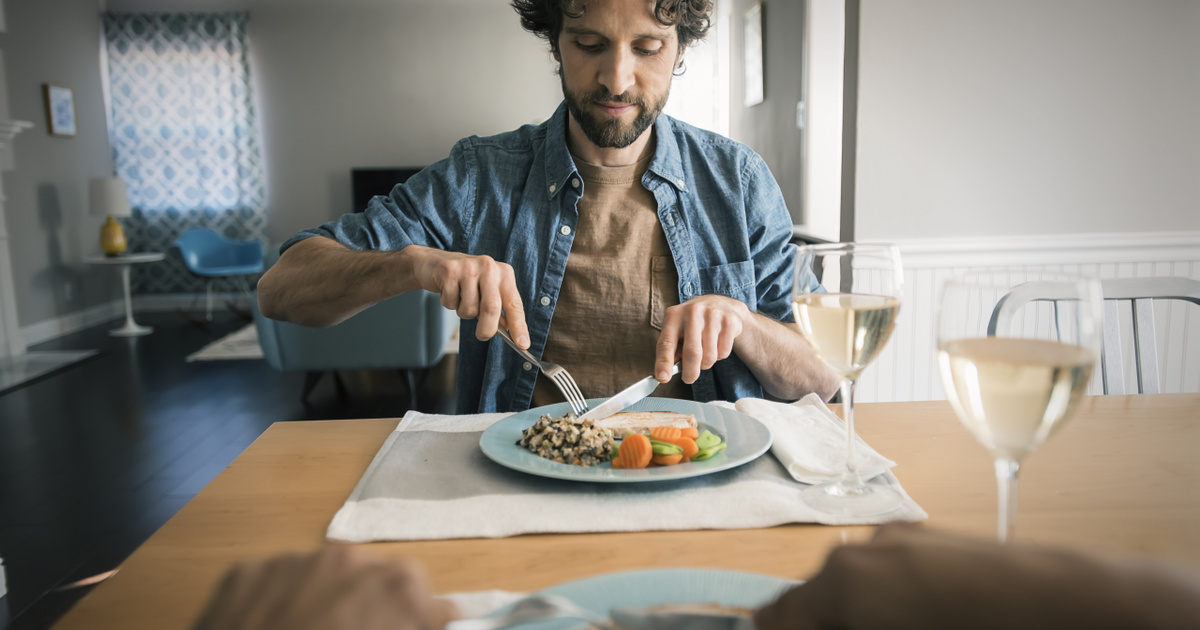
[0,311,457,629]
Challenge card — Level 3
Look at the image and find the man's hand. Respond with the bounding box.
[654,295,838,400]
[192,545,460,630]
[655,295,749,384]
[753,523,1200,630]
[405,246,530,348]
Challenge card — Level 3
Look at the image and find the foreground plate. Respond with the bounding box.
[479,398,772,483]
[509,568,796,630]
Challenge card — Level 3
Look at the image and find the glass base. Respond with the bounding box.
[801,477,904,518]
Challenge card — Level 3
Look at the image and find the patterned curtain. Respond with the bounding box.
[102,13,266,294]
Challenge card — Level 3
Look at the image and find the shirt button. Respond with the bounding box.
[683,282,693,296]
[523,361,533,371]
[677,178,685,187]
[540,296,551,306]
[571,178,581,188]
[560,225,571,236]
[549,184,557,194]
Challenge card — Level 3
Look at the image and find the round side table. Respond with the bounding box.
[86,252,166,337]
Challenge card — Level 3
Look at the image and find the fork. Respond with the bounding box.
[494,326,589,415]
[446,593,612,630]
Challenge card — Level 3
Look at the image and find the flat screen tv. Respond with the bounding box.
[351,167,424,213]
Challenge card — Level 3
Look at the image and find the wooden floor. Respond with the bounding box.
[0,311,457,630]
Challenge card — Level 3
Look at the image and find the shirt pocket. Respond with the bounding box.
[698,260,757,305]
[650,255,678,330]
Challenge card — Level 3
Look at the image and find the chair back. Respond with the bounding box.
[173,228,265,275]
[252,244,458,373]
[987,277,1200,394]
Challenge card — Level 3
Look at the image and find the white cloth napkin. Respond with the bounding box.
[727,395,895,484]
[326,397,926,542]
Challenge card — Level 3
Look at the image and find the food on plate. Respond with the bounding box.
[515,411,724,469]
[650,426,700,460]
[595,411,698,438]
[611,433,653,469]
[516,413,615,466]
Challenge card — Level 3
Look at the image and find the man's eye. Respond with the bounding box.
[576,42,603,52]
[636,47,662,56]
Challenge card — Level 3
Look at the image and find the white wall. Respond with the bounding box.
[855,0,1200,241]
[802,0,844,242]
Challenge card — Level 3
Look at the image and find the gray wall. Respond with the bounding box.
[0,0,118,328]
[244,2,561,240]
[728,0,806,225]
[855,0,1200,240]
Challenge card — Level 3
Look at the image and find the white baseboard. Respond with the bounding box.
[133,292,246,312]
[20,300,123,347]
[18,293,248,348]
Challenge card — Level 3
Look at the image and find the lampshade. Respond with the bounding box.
[89,177,132,218]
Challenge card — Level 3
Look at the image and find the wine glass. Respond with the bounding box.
[937,271,1103,542]
[792,243,904,517]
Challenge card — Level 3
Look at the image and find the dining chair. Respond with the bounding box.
[173,228,266,322]
[987,276,1200,394]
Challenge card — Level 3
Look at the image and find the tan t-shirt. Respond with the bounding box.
[531,153,692,407]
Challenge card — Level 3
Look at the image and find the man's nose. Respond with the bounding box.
[597,48,636,97]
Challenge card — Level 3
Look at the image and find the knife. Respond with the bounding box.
[609,607,756,630]
[577,362,681,422]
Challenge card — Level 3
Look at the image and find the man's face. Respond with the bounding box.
[555,0,681,150]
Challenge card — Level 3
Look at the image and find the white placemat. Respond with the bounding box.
[327,395,926,542]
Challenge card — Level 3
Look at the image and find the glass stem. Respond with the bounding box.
[994,457,1021,543]
[840,378,864,490]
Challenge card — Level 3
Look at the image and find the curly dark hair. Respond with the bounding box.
[511,0,713,54]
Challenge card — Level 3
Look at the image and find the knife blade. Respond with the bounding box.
[577,362,680,423]
[609,606,756,630]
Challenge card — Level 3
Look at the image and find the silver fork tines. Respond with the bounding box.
[494,327,589,415]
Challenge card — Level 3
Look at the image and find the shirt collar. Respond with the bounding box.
[542,100,688,199]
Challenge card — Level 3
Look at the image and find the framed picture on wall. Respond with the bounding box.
[743,2,764,107]
[42,84,77,137]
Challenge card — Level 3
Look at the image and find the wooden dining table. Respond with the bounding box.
[54,394,1200,629]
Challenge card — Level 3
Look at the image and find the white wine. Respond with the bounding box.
[792,293,900,378]
[939,337,1095,461]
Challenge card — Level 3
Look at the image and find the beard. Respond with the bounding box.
[560,72,669,149]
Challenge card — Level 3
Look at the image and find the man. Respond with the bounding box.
[257,0,838,414]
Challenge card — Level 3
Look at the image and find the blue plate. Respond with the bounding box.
[508,568,797,630]
[479,398,772,483]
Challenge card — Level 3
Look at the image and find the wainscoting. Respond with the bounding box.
[857,231,1200,403]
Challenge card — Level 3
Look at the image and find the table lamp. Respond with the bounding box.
[89,177,132,256]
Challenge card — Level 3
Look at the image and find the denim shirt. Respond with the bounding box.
[283,101,820,414]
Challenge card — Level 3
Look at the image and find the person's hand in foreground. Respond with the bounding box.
[192,544,460,630]
[754,522,1200,630]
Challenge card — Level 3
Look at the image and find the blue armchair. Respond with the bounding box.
[174,228,265,321]
[251,249,458,406]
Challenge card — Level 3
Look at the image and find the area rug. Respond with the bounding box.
[186,324,263,362]
[186,323,460,362]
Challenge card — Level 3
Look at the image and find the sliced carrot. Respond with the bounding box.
[612,433,652,469]
[651,452,684,466]
[680,427,699,440]
[674,437,699,460]
[650,426,682,441]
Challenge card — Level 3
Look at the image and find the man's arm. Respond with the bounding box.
[257,237,530,347]
[654,295,839,401]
